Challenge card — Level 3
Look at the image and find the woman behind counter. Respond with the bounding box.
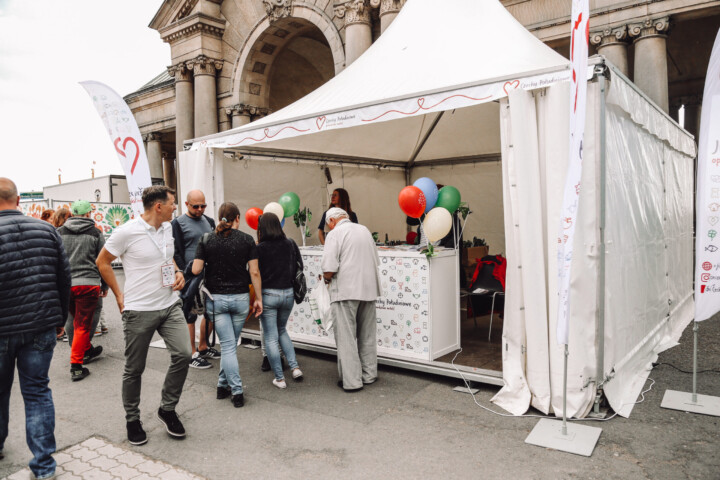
[257,213,304,388]
[318,188,357,244]
[192,202,262,408]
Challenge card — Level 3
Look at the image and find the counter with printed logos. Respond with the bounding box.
[286,246,460,362]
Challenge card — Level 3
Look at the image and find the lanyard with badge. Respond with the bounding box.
[145,225,175,288]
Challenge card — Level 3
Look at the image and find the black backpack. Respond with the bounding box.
[289,239,307,304]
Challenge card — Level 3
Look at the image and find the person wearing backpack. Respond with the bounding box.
[256,213,304,389]
[192,202,262,408]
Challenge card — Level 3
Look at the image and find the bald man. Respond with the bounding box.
[171,190,218,368]
[0,177,71,479]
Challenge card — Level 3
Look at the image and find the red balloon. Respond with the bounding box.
[398,186,426,218]
[406,231,418,244]
[245,207,263,230]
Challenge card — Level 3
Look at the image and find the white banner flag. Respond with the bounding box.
[694,29,720,322]
[80,81,152,216]
[556,0,589,344]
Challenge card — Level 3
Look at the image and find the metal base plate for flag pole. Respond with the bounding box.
[661,390,720,417]
[525,418,602,457]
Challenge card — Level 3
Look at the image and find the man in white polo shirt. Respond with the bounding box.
[96,186,191,446]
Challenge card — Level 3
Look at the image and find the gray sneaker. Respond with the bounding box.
[189,352,212,369]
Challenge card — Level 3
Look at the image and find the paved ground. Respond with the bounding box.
[1,272,719,479]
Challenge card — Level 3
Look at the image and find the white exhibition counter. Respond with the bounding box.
[286,246,460,362]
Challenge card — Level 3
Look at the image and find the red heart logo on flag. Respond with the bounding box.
[502,80,520,95]
[114,137,141,174]
[316,116,326,130]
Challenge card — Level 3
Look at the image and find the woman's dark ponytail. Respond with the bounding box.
[215,202,240,237]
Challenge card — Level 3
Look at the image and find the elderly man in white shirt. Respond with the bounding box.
[321,207,381,392]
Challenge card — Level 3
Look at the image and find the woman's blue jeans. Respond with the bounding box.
[206,294,249,395]
[260,288,299,380]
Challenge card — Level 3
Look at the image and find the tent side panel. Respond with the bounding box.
[491,98,532,415]
[662,146,694,346]
[219,157,407,245]
[324,165,407,242]
[222,158,327,244]
[538,81,598,418]
[601,100,693,416]
[178,148,225,218]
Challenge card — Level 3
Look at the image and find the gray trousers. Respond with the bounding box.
[331,300,377,389]
[121,301,192,422]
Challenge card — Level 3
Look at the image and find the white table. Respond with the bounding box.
[287,246,460,361]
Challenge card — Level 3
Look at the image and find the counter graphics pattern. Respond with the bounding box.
[289,251,431,360]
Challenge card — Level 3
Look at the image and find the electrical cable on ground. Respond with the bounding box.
[653,362,720,374]
[451,348,655,422]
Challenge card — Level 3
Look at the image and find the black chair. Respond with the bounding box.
[468,257,505,341]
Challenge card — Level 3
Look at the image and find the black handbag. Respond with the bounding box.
[290,239,307,304]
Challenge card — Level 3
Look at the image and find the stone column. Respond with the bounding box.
[590,25,630,76]
[162,153,176,190]
[681,94,702,138]
[168,63,193,190]
[338,0,372,66]
[371,0,405,33]
[252,107,271,123]
[188,55,223,137]
[629,17,671,112]
[227,104,254,129]
[143,132,164,179]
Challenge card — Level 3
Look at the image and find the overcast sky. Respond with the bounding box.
[0,0,170,192]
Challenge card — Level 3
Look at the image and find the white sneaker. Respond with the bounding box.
[292,368,304,381]
[272,378,287,389]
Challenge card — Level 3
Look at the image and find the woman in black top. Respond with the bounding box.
[318,188,358,244]
[257,213,304,388]
[192,202,262,407]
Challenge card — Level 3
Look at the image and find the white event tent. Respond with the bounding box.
[180,0,696,418]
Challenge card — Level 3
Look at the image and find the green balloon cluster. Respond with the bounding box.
[278,192,300,218]
[436,186,461,213]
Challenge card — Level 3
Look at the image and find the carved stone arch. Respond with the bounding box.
[231,2,345,111]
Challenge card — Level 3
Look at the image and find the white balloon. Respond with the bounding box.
[423,207,452,243]
[263,202,285,220]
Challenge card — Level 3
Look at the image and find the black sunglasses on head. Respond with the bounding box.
[190,204,207,209]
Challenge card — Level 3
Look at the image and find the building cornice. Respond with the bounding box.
[159,12,226,44]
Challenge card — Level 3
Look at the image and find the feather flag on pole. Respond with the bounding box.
[556,0,589,345]
[694,28,720,322]
[80,81,151,216]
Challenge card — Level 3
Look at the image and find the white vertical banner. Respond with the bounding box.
[694,29,720,322]
[80,81,152,216]
[556,0,589,344]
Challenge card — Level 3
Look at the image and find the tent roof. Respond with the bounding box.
[190,0,569,161]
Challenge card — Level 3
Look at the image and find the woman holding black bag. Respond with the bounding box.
[256,213,304,389]
[192,202,262,407]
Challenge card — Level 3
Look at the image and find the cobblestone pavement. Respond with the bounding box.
[3,437,204,480]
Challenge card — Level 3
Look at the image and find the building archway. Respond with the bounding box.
[232,7,343,113]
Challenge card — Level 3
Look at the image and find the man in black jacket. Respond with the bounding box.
[171,190,217,369]
[0,177,71,480]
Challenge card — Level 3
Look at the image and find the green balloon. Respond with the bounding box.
[436,186,461,213]
[278,192,300,218]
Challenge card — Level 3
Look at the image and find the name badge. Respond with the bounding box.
[161,263,175,288]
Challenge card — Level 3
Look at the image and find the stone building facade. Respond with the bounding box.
[125,0,720,188]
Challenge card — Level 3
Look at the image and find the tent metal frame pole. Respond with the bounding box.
[692,321,698,402]
[594,65,608,414]
[406,111,444,170]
